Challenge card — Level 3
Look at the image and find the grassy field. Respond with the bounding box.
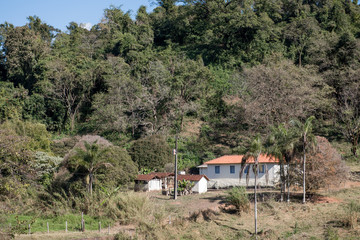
[2,183,359,239]
[1,161,359,240]
[0,188,357,239]
[145,187,360,240]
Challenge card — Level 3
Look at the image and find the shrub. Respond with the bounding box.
[1,120,52,152]
[226,187,250,214]
[32,152,63,186]
[178,180,194,195]
[343,201,360,229]
[291,136,349,192]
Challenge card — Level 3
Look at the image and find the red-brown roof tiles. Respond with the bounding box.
[135,172,174,181]
[177,174,209,181]
[204,154,279,165]
[136,174,160,181]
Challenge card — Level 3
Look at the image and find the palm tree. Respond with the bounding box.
[240,135,263,237]
[70,142,112,195]
[291,116,316,204]
[268,124,297,202]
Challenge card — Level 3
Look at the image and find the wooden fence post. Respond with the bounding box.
[108,224,110,235]
[47,222,49,234]
[99,222,101,232]
[81,212,85,232]
[28,224,31,235]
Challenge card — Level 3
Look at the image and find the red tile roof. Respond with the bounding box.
[135,172,174,181]
[136,174,160,181]
[204,154,279,165]
[177,174,209,181]
[152,172,174,178]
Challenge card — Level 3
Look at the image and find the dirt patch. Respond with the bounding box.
[310,195,342,204]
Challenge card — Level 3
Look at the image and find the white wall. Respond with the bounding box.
[148,179,162,191]
[200,164,280,188]
[191,177,208,193]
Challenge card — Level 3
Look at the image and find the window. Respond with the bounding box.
[230,165,235,174]
[244,165,250,174]
[259,164,265,173]
[215,166,220,174]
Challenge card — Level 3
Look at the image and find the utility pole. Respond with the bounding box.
[174,135,178,200]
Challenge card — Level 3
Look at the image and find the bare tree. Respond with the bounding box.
[240,60,332,132]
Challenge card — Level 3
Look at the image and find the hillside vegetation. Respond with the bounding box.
[1,0,360,238]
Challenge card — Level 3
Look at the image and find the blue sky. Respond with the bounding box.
[0,0,157,32]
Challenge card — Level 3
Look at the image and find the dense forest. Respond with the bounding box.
[0,0,360,225]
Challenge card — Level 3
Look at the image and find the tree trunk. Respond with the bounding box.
[351,136,358,156]
[89,173,93,196]
[287,162,290,202]
[280,164,284,202]
[70,113,75,132]
[254,163,258,238]
[302,137,306,204]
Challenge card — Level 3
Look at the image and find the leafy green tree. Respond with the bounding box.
[284,17,320,67]
[68,142,112,195]
[96,146,138,187]
[41,52,96,132]
[267,123,297,202]
[2,25,50,91]
[130,135,172,171]
[0,82,27,122]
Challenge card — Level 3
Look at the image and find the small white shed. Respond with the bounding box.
[134,173,174,192]
[177,174,209,194]
[135,174,162,191]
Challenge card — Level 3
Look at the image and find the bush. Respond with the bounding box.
[343,201,360,229]
[1,120,52,152]
[292,136,349,192]
[226,187,250,214]
[178,180,195,195]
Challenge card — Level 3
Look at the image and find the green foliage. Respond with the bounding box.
[0,128,35,199]
[97,146,138,187]
[0,82,27,122]
[32,151,62,186]
[1,214,111,233]
[130,135,172,171]
[226,187,250,214]
[1,1,360,228]
[324,226,339,240]
[177,179,194,194]
[1,120,52,152]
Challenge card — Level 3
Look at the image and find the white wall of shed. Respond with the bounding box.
[191,177,207,193]
[148,179,162,191]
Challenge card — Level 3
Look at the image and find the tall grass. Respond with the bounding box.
[343,201,360,229]
[0,214,111,234]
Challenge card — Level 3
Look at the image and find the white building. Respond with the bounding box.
[198,155,280,189]
[177,174,209,194]
[134,172,173,191]
[135,173,209,194]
